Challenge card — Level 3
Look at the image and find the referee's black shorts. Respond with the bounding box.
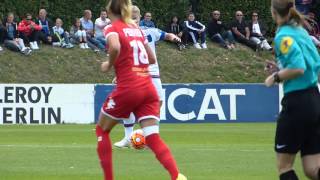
[275,86,320,156]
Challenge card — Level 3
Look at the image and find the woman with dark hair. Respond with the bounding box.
[265,0,320,179]
[166,16,186,50]
[70,18,89,49]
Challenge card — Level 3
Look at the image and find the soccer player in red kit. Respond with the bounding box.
[95,0,187,180]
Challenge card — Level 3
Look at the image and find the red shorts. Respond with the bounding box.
[101,85,160,122]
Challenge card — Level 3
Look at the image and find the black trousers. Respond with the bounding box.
[20,31,40,44]
[235,36,257,50]
[0,26,6,44]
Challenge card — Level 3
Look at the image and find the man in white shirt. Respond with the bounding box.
[249,11,272,51]
[95,9,110,47]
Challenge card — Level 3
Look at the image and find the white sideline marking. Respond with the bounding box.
[0,144,94,148]
[191,148,266,152]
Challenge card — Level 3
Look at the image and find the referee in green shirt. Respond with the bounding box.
[265,0,320,180]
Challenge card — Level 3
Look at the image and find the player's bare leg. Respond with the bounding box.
[140,118,186,180]
[302,154,320,180]
[277,153,298,180]
[96,113,118,180]
[115,101,163,148]
[114,113,135,148]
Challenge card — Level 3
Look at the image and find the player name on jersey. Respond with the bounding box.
[123,28,144,37]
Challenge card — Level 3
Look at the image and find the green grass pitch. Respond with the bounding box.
[0,124,305,180]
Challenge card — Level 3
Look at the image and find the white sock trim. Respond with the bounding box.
[142,125,159,137]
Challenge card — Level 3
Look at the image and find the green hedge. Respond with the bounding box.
[0,0,107,29]
[0,0,275,34]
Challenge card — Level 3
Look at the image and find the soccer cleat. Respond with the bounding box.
[176,173,187,180]
[114,137,130,148]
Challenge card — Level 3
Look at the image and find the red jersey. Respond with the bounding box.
[104,20,152,89]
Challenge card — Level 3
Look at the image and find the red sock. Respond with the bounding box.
[146,134,179,180]
[96,125,113,180]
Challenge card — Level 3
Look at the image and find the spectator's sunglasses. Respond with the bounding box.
[213,13,220,16]
[236,14,243,17]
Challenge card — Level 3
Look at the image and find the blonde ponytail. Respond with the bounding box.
[107,0,133,24]
[288,7,304,26]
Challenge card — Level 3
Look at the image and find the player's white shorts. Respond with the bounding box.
[152,78,164,101]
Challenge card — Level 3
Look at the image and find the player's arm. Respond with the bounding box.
[144,43,156,64]
[265,36,305,87]
[265,69,304,87]
[101,34,120,72]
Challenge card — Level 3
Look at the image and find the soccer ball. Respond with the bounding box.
[130,129,146,150]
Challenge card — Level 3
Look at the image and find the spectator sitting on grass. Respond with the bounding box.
[36,9,54,45]
[184,12,207,49]
[139,12,156,28]
[70,18,89,49]
[3,12,32,55]
[249,11,272,51]
[94,9,110,48]
[80,10,104,51]
[207,10,235,49]
[166,16,186,50]
[0,19,5,51]
[18,13,42,50]
[231,11,258,51]
[52,18,74,49]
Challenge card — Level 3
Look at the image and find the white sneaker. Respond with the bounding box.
[114,137,131,148]
[194,43,201,49]
[30,42,36,50]
[33,41,39,50]
[84,43,90,49]
[52,42,61,47]
[80,43,85,49]
[0,46,3,51]
[201,43,207,49]
[21,47,32,55]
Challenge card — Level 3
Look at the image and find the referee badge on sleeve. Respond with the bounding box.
[280,37,294,55]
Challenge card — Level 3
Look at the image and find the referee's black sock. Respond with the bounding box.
[318,168,320,180]
[280,170,299,180]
